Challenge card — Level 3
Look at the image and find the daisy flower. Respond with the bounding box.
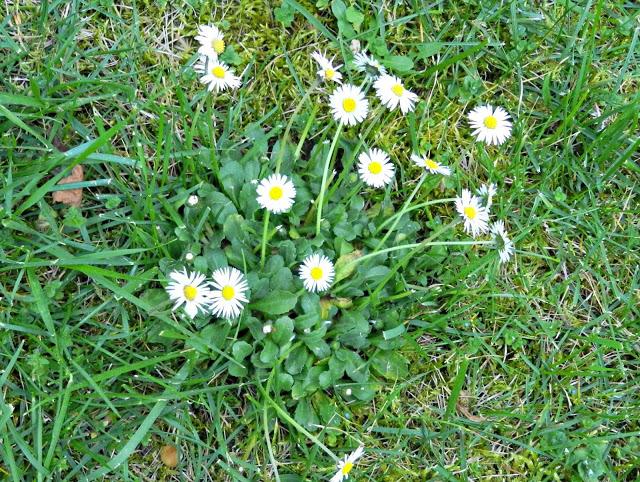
[455,189,490,237]
[467,105,512,145]
[330,446,365,482]
[491,220,515,263]
[256,173,296,213]
[352,51,386,80]
[195,24,226,58]
[165,269,213,319]
[311,51,343,84]
[195,56,241,93]
[373,75,418,114]
[477,183,497,209]
[411,153,451,176]
[357,148,395,188]
[209,267,249,319]
[329,84,369,126]
[299,253,335,292]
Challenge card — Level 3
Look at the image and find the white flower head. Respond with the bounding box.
[262,324,273,334]
[329,84,369,126]
[185,252,194,261]
[256,173,296,214]
[374,75,418,114]
[166,269,213,319]
[357,148,394,188]
[187,195,199,206]
[330,446,365,482]
[410,153,451,176]
[195,24,225,58]
[195,56,241,93]
[468,105,512,145]
[209,267,249,319]
[311,51,343,84]
[299,253,335,293]
[476,183,497,209]
[455,189,490,237]
[352,51,387,80]
[491,220,514,263]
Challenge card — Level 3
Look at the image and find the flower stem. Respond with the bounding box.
[315,122,343,236]
[260,210,270,268]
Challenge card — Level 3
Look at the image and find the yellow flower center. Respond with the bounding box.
[212,39,225,54]
[269,186,283,200]
[183,285,197,301]
[325,68,335,80]
[342,98,356,113]
[211,66,226,79]
[368,161,382,175]
[464,206,477,220]
[483,115,498,129]
[342,461,354,475]
[221,285,235,301]
[425,159,440,170]
[310,267,323,280]
[391,83,404,96]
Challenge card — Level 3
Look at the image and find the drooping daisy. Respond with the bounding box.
[490,220,515,263]
[352,51,386,80]
[410,153,451,176]
[467,105,512,145]
[329,84,369,126]
[209,267,249,319]
[373,75,418,114]
[357,148,395,188]
[311,51,343,84]
[195,24,226,58]
[165,269,213,319]
[195,56,241,93]
[330,446,365,482]
[455,189,490,237]
[476,183,497,209]
[256,173,296,213]
[299,253,335,292]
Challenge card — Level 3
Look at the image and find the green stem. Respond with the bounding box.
[375,198,456,234]
[315,122,343,236]
[260,210,270,268]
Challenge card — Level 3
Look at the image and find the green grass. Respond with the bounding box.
[1,0,639,481]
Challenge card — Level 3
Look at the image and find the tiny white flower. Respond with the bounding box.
[187,195,199,206]
[195,24,226,58]
[330,446,364,482]
[357,148,395,188]
[256,173,296,214]
[299,253,335,293]
[165,269,213,319]
[209,267,249,319]
[476,183,497,209]
[262,324,273,334]
[410,153,451,176]
[352,51,386,80]
[468,105,512,145]
[329,84,369,126]
[373,75,418,114]
[311,51,343,84]
[345,388,352,396]
[195,56,241,93]
[491,220,515,263]
[185,252,194,261]
[455,189,490,237]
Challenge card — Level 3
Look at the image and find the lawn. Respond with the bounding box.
[1,0,639,481]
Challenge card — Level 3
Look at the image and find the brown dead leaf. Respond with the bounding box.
[456,390,486,422]
[52,165,84,207]
[160,444,179,468]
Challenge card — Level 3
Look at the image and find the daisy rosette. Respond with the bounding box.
[374,74,418,114]
[357,148,395,188]
[330,446,365,482]
[299,253,335,293]
[468,105,512,145]
[195,56,241,93]
[491,220,515,263]
[256,173,296,213]
[195,24,226,58]
[311,51,343,84]
[352,51,387,80]
[329,84,369,126]
[209,267,249,319]
[455,189,490,238]
[410,153,451,176]
[165,269,213,319]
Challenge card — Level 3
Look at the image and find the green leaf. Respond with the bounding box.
[285,345,308,375]
[416,42,443,58]
[272,317,294,346]
[383,55,414,72]
[259,340,279,364]
[345,6,364,30]
[371,351,408,380]
[232,341,253,361]
[275,0,296,27]
[250,290,298,315]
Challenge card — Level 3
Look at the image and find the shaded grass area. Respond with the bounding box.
[1,0,639,480]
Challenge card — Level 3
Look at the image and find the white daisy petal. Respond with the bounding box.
[410,153,451,176]
[195,56,241,93]
[299,254,335,292]
[467,105,512,145]
[209,267,249,319]
[195,24,226,58]
[454,189,490,238]
[490,220,515,263]
[352,51,386,80]
[329,84,369,126]
[256,173,296,213]
[165,268,213,319]
[311,51,343,84]
[374,75,418,114]
[357,148,394,188]
[330,446,365,482]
